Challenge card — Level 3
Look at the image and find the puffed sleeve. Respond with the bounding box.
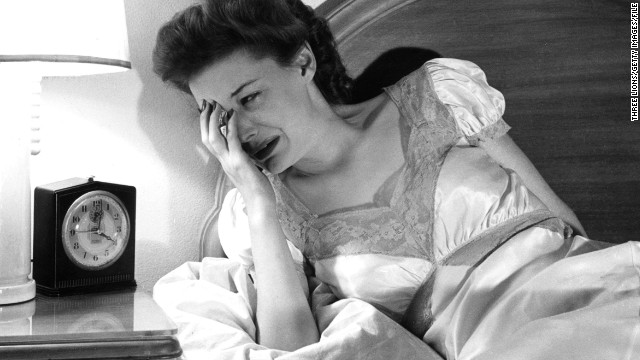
[426,58,511,145]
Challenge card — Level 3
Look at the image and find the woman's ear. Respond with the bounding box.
[293,42,316,81]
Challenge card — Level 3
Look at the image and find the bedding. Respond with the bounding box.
[155,187,640,360]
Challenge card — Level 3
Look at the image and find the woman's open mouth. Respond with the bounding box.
[253,137,279,161]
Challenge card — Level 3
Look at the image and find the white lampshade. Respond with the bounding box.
[0,0,130,76]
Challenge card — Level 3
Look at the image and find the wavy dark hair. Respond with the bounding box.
[152,0,353,104]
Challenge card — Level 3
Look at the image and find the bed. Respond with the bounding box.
[158,0,638,359]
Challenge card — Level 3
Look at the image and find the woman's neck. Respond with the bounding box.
[288,93,387,178]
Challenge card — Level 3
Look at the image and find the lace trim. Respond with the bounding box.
[383,64,461,262]
[466,117,512,145]
[308,210,429,261]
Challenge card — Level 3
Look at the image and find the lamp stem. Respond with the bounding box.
[0,73,40,304]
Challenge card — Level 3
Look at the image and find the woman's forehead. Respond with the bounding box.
[189,67,250,103]
[189,50,278,99]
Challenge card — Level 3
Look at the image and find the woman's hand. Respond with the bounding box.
[200,101,274,207]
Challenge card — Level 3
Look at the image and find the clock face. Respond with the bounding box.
[61,190,130,271]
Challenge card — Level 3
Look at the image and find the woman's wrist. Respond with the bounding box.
[243,192,277,217]
[234,176,276,210]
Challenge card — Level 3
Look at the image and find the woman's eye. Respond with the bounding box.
[240,92,260,106]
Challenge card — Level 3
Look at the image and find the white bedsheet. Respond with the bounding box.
[153,257,443,359]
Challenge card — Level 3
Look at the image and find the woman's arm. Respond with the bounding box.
[200,103,319,350]
[245,194,319,350]
[480,133,588,237]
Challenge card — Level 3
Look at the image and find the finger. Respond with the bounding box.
[225,109,244,154]
[208,105,229,155]
[199,101,221,154]
[199,101,212,146]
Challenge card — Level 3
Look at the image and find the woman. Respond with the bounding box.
[152,0,639,358]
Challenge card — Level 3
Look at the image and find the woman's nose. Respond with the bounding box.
[235,115,257,143]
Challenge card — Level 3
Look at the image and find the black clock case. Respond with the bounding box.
[33,178,137,296]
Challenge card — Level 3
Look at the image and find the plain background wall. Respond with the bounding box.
[30,0,324,291]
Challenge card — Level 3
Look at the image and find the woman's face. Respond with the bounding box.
[188,49,319,174]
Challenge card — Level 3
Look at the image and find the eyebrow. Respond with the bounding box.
[231,79,258,98]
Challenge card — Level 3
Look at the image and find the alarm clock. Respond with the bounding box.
[33,177,136,296]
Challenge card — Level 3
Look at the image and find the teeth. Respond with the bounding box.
[256,143,269,156]
[253,143,267,156]
[254,138,276,159]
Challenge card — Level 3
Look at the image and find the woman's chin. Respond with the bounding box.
[261,160,281,174]
[261,156,290,175]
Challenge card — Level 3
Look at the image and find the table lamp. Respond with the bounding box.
[0,0,131,305]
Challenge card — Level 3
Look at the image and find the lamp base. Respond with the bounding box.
[0,279,36,305]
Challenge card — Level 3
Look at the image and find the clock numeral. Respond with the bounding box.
[93,200,102,207]
[69,229,76,236]
[106,203,110,211]
[105,250,109,256]
[73,242,79,249]
[113,213,120,220]
[93,255,99,261]
[72,216,80,223]
[81,205,88,212]
[84,252,87,259]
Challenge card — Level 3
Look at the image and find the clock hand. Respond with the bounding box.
[96,231,117,245]
[97,210,103,232]
[75,229,99,233]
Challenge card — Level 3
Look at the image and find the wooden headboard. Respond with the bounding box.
[201,0,638,258]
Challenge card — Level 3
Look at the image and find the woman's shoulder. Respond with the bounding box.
[385,58,509,146]
[382,58,476,115]
[386,58,493,95]
[381,58,463,136]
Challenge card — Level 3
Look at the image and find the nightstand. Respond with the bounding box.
[0,289,182,359]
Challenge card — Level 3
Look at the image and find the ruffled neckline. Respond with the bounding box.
[266,161,406,221]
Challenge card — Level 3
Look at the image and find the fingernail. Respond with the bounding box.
[200,99,206,112]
